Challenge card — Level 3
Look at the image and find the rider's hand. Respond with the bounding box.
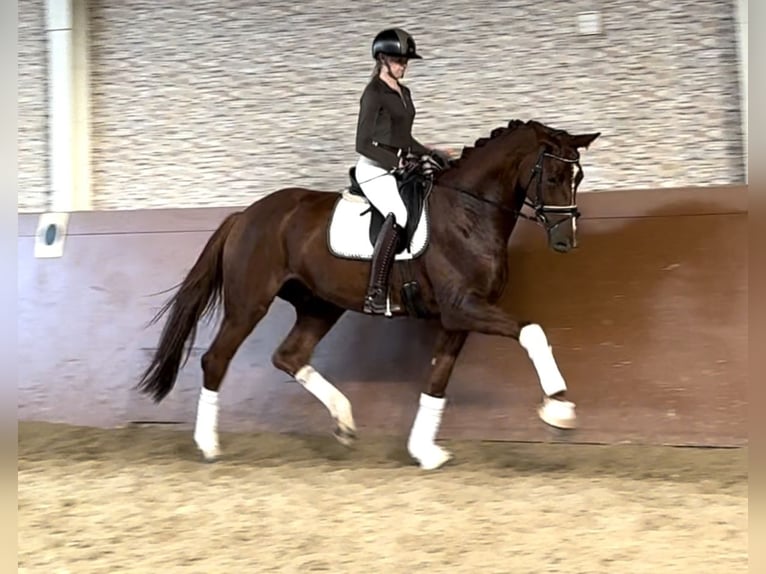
[399,150,418,170]
[420,154,440,176]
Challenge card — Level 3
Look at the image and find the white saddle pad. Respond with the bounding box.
[327,192,429,261]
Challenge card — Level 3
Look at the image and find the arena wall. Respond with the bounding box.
[17,184,747,446]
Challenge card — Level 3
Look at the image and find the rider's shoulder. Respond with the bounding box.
[360,77,384,101]
[363,76,386,91]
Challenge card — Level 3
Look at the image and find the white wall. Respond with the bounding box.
[18,0,748,212]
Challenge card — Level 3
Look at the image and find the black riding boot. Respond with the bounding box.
[363,214,402,315]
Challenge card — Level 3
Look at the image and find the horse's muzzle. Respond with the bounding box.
[547,220,577,253]
[550,235,575,253]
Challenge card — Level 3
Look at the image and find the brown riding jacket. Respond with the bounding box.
[355,76,430,170]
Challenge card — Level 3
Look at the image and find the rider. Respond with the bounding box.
[355,27,432,315]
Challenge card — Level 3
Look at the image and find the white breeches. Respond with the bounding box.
[356,156,408,228]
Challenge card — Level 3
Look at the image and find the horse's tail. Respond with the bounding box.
[137,211,240,402]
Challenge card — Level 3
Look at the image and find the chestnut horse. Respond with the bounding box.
[137,119,600,470]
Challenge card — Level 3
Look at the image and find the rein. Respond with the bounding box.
[370,140,583,232]
[432,150,583,231]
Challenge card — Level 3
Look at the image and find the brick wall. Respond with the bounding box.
[18,0,745,211]
[18,0,48,212]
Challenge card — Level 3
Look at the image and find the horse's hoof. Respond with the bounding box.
[410,444,453,470]
[538,397,577,430]
[195,441,221,462]
[333,425,357,447]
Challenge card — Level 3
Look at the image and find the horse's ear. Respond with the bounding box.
[571,132,600,149]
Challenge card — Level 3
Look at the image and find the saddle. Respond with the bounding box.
[346,166,429,253]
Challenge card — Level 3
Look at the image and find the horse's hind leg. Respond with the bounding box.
[195,287,278,461]
[271,291,353,445]
[408,328,468,470]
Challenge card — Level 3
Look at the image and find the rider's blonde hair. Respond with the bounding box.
[371,59,382,78]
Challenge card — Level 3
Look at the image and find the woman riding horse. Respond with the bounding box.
[354,28,449,314]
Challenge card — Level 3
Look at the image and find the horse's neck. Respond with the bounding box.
[428,172,517,299]
[435,151,524,247]
[431,171,519,253]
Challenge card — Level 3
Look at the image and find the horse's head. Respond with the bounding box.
[517,121,600,253]
[444,120,600,253]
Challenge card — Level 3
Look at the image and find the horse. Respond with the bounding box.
[137,118,600,470]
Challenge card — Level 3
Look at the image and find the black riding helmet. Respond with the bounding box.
[372,28,422,60]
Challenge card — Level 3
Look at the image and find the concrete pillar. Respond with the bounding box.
[45,0,91,211]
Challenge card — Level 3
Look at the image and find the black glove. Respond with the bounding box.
[419,153,443,177]
[397,149,419,170]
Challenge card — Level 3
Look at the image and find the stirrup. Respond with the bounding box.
[363,289,388,314]
[363,288,399,316]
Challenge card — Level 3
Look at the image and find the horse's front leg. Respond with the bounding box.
[407,328,468,470]
[442,294,577,430]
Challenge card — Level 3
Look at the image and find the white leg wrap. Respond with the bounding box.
[295,365,356,442]
[407,393,452,470]
[519,324,577,429]
[194,387,220,460]
[519,323,567,396]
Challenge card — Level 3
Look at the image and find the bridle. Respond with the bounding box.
[518,149,583,232]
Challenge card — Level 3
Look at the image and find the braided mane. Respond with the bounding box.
[454,119,527,163]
